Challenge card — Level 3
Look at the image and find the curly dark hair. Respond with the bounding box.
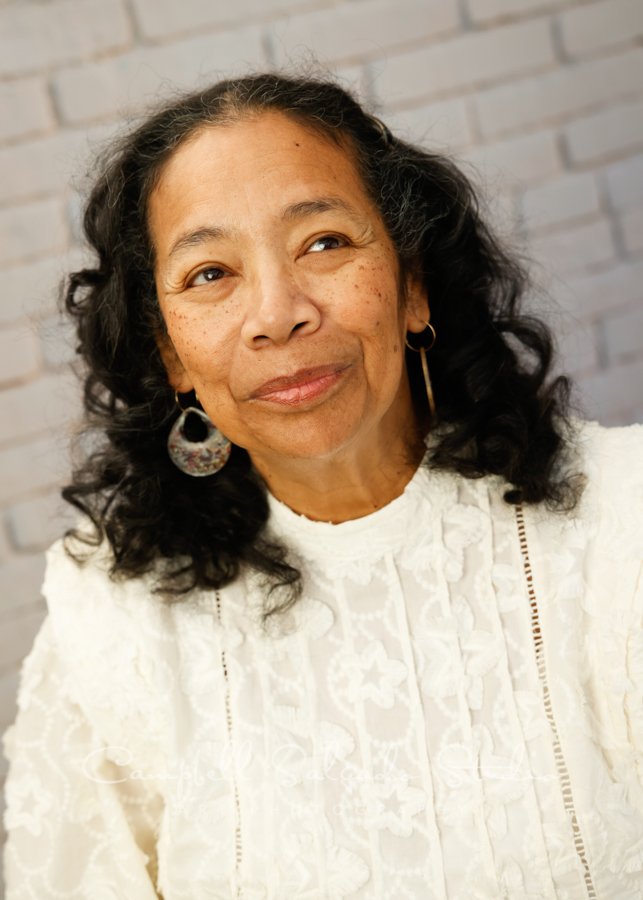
[63,70,580,622]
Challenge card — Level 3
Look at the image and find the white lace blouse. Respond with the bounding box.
[3,419,643,899]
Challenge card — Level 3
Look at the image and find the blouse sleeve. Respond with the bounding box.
[581,422,643,774]
[2,611,164,899]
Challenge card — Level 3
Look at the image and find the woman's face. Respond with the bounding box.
[149,111,429,469]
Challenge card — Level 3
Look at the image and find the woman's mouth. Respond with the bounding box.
[250,365,350,406]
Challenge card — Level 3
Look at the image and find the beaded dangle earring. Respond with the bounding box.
[167,392,231,476]
[405,321,437,418]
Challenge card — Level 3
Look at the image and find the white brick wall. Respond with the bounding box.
[52,27,267,124]
[520,172,601,232]
[463,128,561,186]
[604,305,643,364]
[605,155,643,210]
[130,0,319,42]
[556,260,643,318]
[385,96,473,150]
[0,0,132,77]
[467,0,573,23]
[0,78,54,143]
[0,324,40,386]
[530,218,617,275]
[559,0,643,58]
[375,18,555,105]
[473,48,643,139]
[0,199,68,267]
[271,0,459,65]
[1,0,642,870]
[564,100,643,165]
[621,206,643,255]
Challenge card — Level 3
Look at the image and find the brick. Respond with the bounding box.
[467,0,573,23]
[332,65,371,104]
[555,261,643,320]
[558,328,599,379]
[132,0,317,41]
[463,130,560,188]
[559,0,643,59]
[595,406,642,428]
[564,101,643,166]
[6,490,75,552]
[0,79,53,145]
[530,219,616,277]
[555,321,599,377]
[604,155,643,211]
[0,553,46,617]
[0,434,70,505]
[271,0,459,66]
[0,0,131,78]
[474,47,643,139]
[0,324,40,386]
[604,304,643,364]
[0,199,68,268]
[0,251,87,327]
[520,173,600,233]
[0,606,46,677]
[530,283,599,376]
[1,741,8,786]
[67,191,91,246]
[0,373,81,447]
[383,97,472,150]
[477,189,520,236]
[53,27,266,126]
[0,524,11,563]
[375,18,555,106]
[621,207,643,256]
[0,125,112,206]
[38,314,77,370]
[0,670,20,732]
[579,358,643,420]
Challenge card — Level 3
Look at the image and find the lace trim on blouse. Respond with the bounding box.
[515,503,597,899]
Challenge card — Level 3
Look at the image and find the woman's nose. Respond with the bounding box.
[241,267,322,348]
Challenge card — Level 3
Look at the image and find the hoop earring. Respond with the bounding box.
[167,392,231,477]
[405,322,437,419]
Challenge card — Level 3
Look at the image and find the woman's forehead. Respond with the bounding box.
[148,111,379,248]
[152,111,364,200]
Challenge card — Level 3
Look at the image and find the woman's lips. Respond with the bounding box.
[250,364,350,406]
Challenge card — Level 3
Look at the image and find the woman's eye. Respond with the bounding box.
[189,267,225,286]
[307,235,345,253]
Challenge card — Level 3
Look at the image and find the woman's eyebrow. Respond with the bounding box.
[168,225,230,260]
[281,196,362,221]
[167,196,365,260]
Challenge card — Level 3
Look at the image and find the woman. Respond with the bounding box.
[3,72,642,899]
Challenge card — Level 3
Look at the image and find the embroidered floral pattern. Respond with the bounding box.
[4,771,53,837]
[343,640,408,709]
[3,421,643,899]
[361,773,426,837]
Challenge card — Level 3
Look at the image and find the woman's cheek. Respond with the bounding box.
[166,305,227,365]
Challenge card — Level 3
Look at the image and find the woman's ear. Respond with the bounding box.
[155,331,194,394]
[404,266,431,335]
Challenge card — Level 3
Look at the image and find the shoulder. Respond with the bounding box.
[573,417,643,482]
[43,536,159,646]
[41,538,178,751]
[572,419,643,545]
[557,419,643,628]
[526,419,642,596]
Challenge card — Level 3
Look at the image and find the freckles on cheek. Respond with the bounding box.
[165,309,187,330]
[164,310,201,360]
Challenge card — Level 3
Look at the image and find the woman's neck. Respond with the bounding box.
[251,423,427,524]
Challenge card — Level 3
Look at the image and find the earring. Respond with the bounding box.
[405,321,437,419]
[167,393,231,476]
